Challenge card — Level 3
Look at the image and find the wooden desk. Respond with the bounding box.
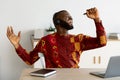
[20,68,120,80]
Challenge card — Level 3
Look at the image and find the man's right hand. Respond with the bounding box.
[6,26,21,49]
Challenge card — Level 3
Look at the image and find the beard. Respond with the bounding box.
[59,20,74,30]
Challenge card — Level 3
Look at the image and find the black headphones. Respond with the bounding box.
[54,19,61,25]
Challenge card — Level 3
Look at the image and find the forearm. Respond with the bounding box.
[15,44,39,65]
[94,17,101,23]
[95,21,107,46]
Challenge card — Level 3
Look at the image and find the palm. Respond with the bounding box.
[9,33,20,45]
[7,26,21,46]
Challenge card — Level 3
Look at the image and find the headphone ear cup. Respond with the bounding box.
[54,19,61,25]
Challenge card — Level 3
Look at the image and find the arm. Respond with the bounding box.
[81,21,107,51]
[15,44,40,65]
[6,26,43,65]
[81,7,107,51]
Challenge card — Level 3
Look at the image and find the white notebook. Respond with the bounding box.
[30,69,56,77]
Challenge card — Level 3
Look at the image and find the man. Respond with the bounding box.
[6,7,107,68]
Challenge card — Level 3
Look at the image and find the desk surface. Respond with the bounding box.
[20,68,120,80]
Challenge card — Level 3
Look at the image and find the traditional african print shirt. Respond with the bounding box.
[16,21,107,68]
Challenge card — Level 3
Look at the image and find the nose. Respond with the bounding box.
[68,17,73,24]
[69,20,73,25]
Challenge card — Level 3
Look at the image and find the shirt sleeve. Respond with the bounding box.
[15,37,46,65]
[81,21,107,51]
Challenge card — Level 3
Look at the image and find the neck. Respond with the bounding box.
[55,25,69,36]
[57,30,68,36]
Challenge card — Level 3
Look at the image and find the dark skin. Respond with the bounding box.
[6,7,101,49]
[55,11,73,36]
[54,7,101,36]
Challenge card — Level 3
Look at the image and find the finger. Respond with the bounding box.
[18,31,21,37]
[92,7,97,14]
[7,27,9,37]
[87,7,96,14]
[10,26,14,34]
[90,8,96,14]
[93,8,97,13]
[86,10,90,16]
[94,7,97,11]
[86,9,91,15]
[9,26,12,36]
[7,26,11,37]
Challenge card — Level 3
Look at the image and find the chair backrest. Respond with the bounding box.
[34,53,46,68]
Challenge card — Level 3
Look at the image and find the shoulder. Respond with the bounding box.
[70,33,84,38]
[70,33,89,42]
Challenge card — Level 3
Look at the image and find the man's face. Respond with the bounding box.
[57,11,73,30]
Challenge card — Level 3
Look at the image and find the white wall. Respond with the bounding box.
[0,0,120,80]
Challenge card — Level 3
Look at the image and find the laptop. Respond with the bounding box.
[90,56,120,78]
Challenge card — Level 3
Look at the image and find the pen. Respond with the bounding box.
[83,13,87,15]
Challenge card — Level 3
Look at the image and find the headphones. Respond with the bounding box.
[54,19,61,25]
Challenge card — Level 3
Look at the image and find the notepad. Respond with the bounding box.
[30,69,56,77]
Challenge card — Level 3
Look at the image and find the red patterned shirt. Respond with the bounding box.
[16,21,107,68]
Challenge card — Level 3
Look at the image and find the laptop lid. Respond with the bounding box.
[90,56,120,78]
[104,56,120,78]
